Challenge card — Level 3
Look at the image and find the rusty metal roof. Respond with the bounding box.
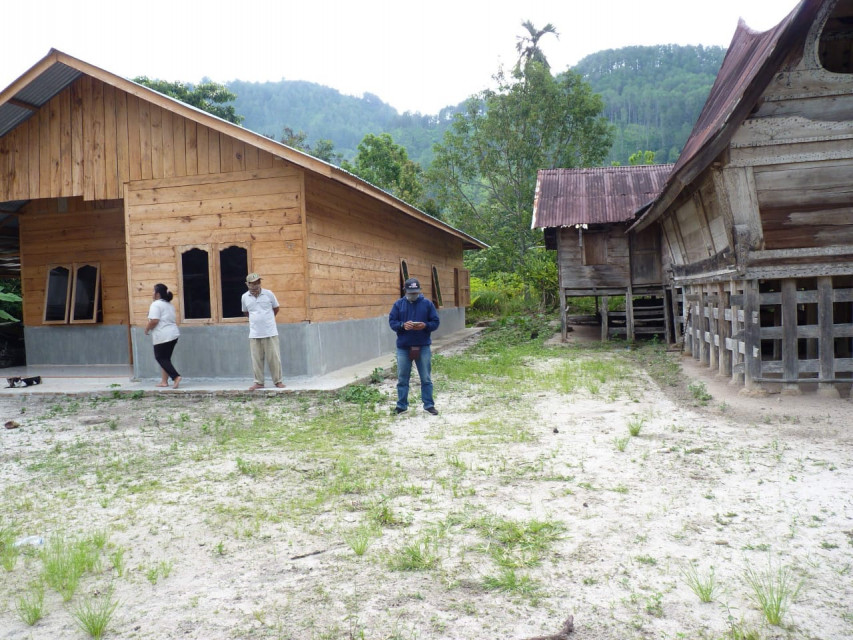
[532,164,673,229]
[632,0,822,231]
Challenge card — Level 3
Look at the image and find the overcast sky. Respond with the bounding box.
[3,0,798,114]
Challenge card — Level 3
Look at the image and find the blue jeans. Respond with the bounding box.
[396,346,433,410]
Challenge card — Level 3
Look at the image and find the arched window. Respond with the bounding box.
[181,248,211,319]
[400,259,410,296]
[219,245,248,318]
[431,265,443,308]
[43,263,102,324]
[44,265,72,323]
[819,0,853,73]
[71,263,101,322]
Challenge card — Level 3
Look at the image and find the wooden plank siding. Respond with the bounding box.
[125,166,306,326]
[18,197,128,327]
[0,76,271,203]
[556,225,631,293]
[304,173,464,322]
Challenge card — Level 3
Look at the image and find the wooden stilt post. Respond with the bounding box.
[626,286,635,342]
[818,276,840,398]
[601,296,609,341]
[781,279,800,395]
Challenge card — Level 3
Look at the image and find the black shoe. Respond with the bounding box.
[425,406,438,415]
[394,407,407,414]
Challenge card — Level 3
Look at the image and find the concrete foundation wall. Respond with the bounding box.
[25,325,130,365]
[130,307,465,379]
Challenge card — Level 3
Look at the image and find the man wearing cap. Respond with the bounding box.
[241,273,285,391]
[388,277,440,415]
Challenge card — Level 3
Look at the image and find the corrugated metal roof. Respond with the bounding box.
[532,164,673,228]
[632,0,822,230]
[0,62,82,139]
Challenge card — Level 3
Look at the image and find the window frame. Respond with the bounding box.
[217,243,252,324]
[69,262,102,324]
[431,265,443,308]
[176,243,253,324]
[43,264,73,324]
[400,259,410,296]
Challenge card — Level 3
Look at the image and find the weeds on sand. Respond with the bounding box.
[688,381,712,405]
[483,567,540,595]
[743,558,803,626]
[388,536,439,571]
[71,588,119,639]
[681,562,717,602]
[15,582,45,625]
[41,535,101,601]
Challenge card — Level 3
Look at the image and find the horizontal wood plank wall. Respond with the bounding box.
[19,197,128,326]
[304,173,463,323]
[125,166,305,325]
[0,76,282,202]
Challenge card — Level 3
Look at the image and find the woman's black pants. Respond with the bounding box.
[153,339,180,380]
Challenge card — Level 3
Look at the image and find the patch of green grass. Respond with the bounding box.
[15,581,45,626]
[744,558,803,626]
[71,588,119,639]
[472,516,563,568]
[145,559,174,585]
[688,381,712,405]
[614,436,630,452]
[388,536,438,571]
[0,523,20,571]
[682,562,717,602]
[483,567,540,595]
[344,526,376,556]
[635,554,657,566]
[627,415,645,437]
[41,535,101,601]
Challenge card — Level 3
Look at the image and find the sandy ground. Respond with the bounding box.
[0,326,851,640]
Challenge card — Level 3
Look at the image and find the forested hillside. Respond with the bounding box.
[574,44,726,164]
[228,43,726,167]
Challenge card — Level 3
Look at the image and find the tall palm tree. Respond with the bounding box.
[515,21,559,71]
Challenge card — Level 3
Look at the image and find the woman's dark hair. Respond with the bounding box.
[154,283,173,302]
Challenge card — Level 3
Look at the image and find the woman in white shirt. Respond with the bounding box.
[145,283,181,389]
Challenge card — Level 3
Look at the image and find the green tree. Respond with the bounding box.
[134,77,244,125]
[342,133,425,206]
[515,21,559,70]
[428,61,612,273]
[0,280,22,322]
[280,127,342,165]
[628,150,656,165]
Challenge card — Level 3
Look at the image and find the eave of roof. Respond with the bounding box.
[629,0,822,233]
[0,49,488,251]
[532,164,673,229]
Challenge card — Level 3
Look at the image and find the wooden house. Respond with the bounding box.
[532,165,672,341]
[630,0,853,396]
[0,50,486,379]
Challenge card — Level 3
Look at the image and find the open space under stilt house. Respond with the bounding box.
[631,0,853,395]
[0,50,486,379]
[532,164,673,341]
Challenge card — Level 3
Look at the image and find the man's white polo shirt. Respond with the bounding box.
[241,288,279,338]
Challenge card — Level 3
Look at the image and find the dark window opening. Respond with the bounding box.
[44,266,71,323]
[182,248,211,319]
[818,0,853,73]
[400,259,410,296]
[71,264,101,322]
[219,245,248,318]
[432,266,443,308]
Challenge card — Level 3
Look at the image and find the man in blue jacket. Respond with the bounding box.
[389,277,440,415]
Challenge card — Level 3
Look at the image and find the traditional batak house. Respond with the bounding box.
[0,50,485,379]
[630,0,853,396]
[532,165,673,341]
